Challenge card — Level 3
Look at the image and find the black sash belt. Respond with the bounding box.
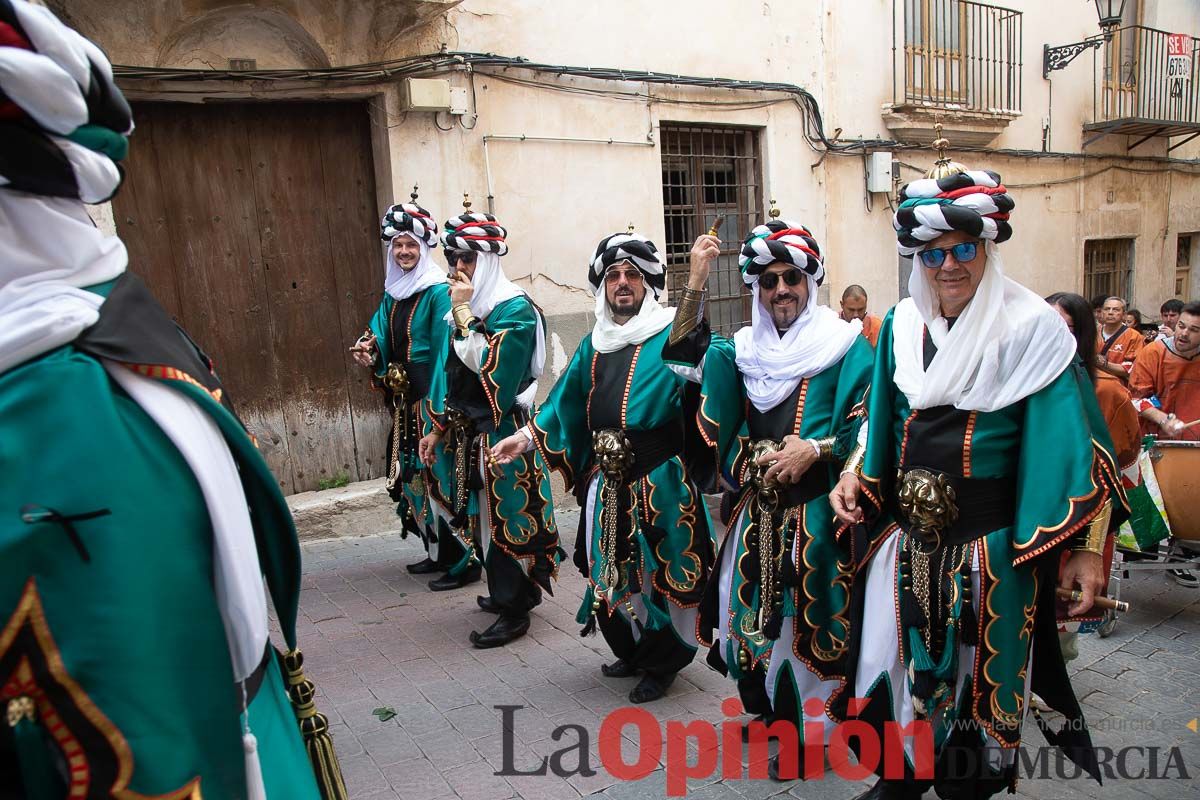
[892,467,1017,545]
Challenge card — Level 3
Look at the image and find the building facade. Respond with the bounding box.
[63,0,1200,492]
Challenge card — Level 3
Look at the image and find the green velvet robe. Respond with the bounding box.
[0,342,318,797]
[367,286,454,558]
[836,308,1128,793]
[428,295,560,588]
[529,325,716,642]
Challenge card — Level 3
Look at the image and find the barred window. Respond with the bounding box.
[660,124,763,336]
[1084,238,1135,303]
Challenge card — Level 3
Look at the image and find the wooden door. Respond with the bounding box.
[112,101,388,494]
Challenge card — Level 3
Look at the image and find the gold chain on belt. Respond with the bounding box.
[382,361,411,493]
[592,429,635,607]
[446,409,480,566]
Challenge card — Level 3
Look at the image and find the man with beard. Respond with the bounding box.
[829,148,1126,800]
[351,193,462,581]
[0,2,343,795]
[490,231,717,703]
[419,205,560,647]
[841,284,882,347]
[661,214,874,777]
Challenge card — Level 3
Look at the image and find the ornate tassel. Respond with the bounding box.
[243,732,268,800]
[8,697,63,800]
[906,627,935,672]
[283,649,349,800]
[762,609,784,641]
[912,670,940,700]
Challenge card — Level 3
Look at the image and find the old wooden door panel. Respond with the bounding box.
[112,104,183,318]
[149,104,295,492]
[245,103,359,490]
[112,101,386,493]
[314,109,390,481]
[115,103,292,491]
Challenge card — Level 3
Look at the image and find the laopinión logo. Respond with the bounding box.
[494,698,1192,797]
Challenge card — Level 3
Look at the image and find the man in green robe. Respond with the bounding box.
[491,232,717,703]
[0,2,343,796]
[828,153,1127,800]
[419,208,560,647]
[351,196,463,580]
[662,217,873,774]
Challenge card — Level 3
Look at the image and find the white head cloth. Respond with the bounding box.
[891,241,1075,412]
[733,273,862,412]
[590,277,676,354]
[384,233,446,302]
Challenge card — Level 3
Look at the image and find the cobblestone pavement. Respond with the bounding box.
[289,510,1200,800]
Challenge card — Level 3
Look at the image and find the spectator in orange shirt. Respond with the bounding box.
[839,284,881,347]
[1095,296,1144,380]
[1130,300,1200,443]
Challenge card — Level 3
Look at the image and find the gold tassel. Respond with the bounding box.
[283,649,348,800]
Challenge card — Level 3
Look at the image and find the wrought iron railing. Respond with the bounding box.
[1091,25,1200,127]
[894,0,1023,114]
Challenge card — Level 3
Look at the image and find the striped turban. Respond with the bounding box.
[739,220,825,286]
[588,232,666,297]
[893,170,1015,256]
[0,0,133,203]
[381,202,437,247]
[441,212,509,256]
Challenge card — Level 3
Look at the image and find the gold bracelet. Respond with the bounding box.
[812,437,837,461]
[1072,500,1111,556]
[451,303,474,329]
[668,287,708,346]
[841,441,866,476]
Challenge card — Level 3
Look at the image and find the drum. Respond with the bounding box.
[1149,439,1200,542]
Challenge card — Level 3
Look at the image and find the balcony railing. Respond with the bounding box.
[894,0,1023,115]
[1088,25,1200,139]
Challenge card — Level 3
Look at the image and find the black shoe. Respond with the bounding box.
[428,565,481,592]
[741,714,771,742]
[629,672,676,703]
[406,557,440,575]
[768,753,800,782]
[477,595,501,613]
[469,614,530,648]
[601,659,638,678]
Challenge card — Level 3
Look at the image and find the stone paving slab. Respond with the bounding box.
[288,515,1200,799]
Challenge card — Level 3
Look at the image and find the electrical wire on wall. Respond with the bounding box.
[113,50,1200,168]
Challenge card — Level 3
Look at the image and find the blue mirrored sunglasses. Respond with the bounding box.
[917,240,981,269]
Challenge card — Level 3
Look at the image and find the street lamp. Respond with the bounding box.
[1044,0,1127,78]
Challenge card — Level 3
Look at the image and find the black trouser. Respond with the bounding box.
[596,604,695,678]
[484,545,541,617]
[737,664,773,717]
[433,515,468,570]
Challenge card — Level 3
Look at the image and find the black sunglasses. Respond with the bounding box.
[446,251,477,267]
[758,269,804,290]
